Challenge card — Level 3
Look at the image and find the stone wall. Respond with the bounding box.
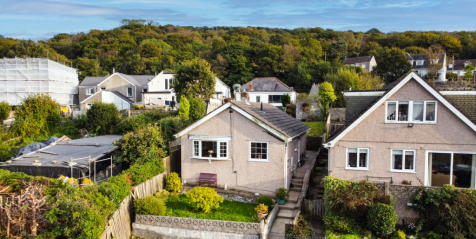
[296,100,320,121]
[183,186,259,204]
[133,215,262,239]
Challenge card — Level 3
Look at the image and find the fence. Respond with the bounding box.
[302,199,325,219]
[99,172,167,239]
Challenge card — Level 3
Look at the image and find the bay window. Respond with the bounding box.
[391,150,415,172]
[386,101,437,123]
[347,148,369,170]
[192,140,228,159]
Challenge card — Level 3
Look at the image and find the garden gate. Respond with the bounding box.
[302,199,325,219]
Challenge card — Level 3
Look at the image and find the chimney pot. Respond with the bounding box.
[249,82,253,91]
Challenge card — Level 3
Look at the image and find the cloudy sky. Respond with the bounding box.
[1,0,475,40]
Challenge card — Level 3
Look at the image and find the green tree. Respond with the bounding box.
[173,58,216,100]
[178,96,190,121]
[373,47,412,84]
[189,97,206,121]
[317,82,336,118]
[86,102,120,135]
[281,94,291,108]
[463,62,476,81]
[0,101,10,123]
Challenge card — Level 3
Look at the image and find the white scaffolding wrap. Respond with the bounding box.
[0,58,79,106]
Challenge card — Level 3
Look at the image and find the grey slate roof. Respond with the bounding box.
[80,76,106,86]
[109,91,134,104]
[443,95,476,124]
[80,73,157,87]
[309,83,320,96]
[240,77,292,92]
[232,101,310,138]
[344,95,381,124]
[342,56,373,65]
[448,59,476,71]
[132,75,156,86]
[329,108,346,122]
[406,53,446,69]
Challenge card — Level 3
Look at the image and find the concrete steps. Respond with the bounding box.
[277,209,295,219]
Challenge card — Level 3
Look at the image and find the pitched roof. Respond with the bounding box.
[132,75,156,86]
[80,76,106,86]
[232,101,310,138]
[442,93,476,124]
[109,91,134,104]
[215,77,230,89]
[324,71,476,147]
[240,77,292,92]
[79,73,156,87]
[447,59,476,71]
[342,56,373,65]
[309,83,320,96]
[174,101,309,141]
[406,53,446,69]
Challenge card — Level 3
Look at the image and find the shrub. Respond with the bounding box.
[86,102,120,135]
[98,174,132,205]
[0,101,10,122]
[257,196,273,208]
[324,215,357,234]
[281,94,291,108]
[134,195,167,216]
[255,203,268,214]
[286,216,313,238]
[427,231,443,239]
[166,172,183,193]
[366,203,398,237]
[189,97,206,121]
[158,116,185,153]
[178,96,190,121]
[390,230,406,239]
[156,190,170,202]
[115,114,150,134]
[132,104,144,110]
[275,188,289,200]
[113,124,166,165]
[186,187,223,213]
[125,157,165,185]
[340,235,360,239]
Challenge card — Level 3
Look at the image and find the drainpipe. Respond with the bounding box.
[323,144,331,176]
[284,142,288,190]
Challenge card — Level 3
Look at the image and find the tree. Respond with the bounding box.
[463,62,476,81]
[0,101,10,123]
[426,45,444,81]
[317,82,336,119]
[281,94,291,108]
[446,72,459,81]
[173,58,216,100]
[189,97,206,121]
[178,96,190,121]
[86,102,120,135]
[373,47,412,84]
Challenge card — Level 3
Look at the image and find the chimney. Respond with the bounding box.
[249,82,253,91]
[113,68,115,74]
[241,91,249,102]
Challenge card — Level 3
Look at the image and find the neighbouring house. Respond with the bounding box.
[235,77,297,107]
[174,100,310,196]
[79,72,153,110]
[342,56,377,72]
[0,57,79,111]
[324,71,476,188]
[447,59,476,78]
[142,70,176,106]
[309,83,319,98]
[406,52,447,81]
[212,77,231,100]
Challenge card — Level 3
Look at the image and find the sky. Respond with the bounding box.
[1,0,476,40]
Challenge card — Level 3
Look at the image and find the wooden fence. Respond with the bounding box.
[302,199,325,219]
[99,172,167,239]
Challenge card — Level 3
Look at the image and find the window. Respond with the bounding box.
[386,101,437,123]
[192,140,228,159]
[86,88,95,95]
[347,148,369,170]
[169,79,173,89]
[392,150,415,172]
[256,96,261,103]
[449,63,453,69]
[165,79,168,89]
[250,142,268,161]
[143,89,148,93]
[416,60,424,65]
[268,95,282,103]
[127,87,133,97]
[101,87,106,90]
[362,63,366,68]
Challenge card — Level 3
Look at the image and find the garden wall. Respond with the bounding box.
[133,215,263,239]
[99,171,167,239]
[183,186,259,204]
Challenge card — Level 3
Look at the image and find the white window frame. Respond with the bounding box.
[86,88,94,95]
[390,149,416,173]
[425,150,476,188]
[249,141,269,162]
[385,101,437,124]
[346,148,369,170]
[127,87,133,97]
[416,60,424,65]
[192,140,229,160]
[256,96,261,103]
[362,63,366,69]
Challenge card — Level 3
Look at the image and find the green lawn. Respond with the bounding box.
[304,121,326,137]
[165,194,257,222]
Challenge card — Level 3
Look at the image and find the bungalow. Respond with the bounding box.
[342,56,377,72]
[235,77,297,107]
[324,71,476,188]
[174,100,310,196]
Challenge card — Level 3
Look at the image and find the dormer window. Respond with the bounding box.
[464,62,470,67]
[416,60,424,66]
[449,63,453,69]
[431,59,439,64]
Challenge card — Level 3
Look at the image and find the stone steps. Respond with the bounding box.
[277,209,295,219]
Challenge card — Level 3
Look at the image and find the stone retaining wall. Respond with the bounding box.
[183,186,259,204]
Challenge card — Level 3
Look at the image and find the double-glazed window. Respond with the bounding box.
[392,150,415,172]
[386,101,436,123]
[347,148,369,170]
[268,95,282,103]
[165,79,173,90]
[86,88,95,95]
[193,140,228,159]
[127,87,133,97]
[250,142,268,161]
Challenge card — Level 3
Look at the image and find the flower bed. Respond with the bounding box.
[165,194,257,222]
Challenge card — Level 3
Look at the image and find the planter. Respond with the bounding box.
[276,199,286,205]
[257,213,268,219]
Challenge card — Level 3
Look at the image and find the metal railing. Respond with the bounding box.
[69,155,113,184]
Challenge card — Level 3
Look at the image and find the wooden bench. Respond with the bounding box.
[197,173,217,188]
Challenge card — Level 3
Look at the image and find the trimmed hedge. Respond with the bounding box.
[134,195,166,216]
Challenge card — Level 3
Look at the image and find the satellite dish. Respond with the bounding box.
[232,84,241,92]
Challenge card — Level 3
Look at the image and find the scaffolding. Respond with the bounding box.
[0,57,79,106]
